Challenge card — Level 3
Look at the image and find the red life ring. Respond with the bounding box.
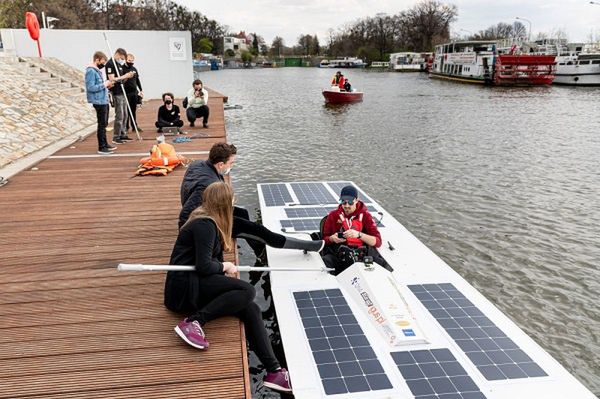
[25,12,40,41]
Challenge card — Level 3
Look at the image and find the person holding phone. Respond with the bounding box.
[185,79,210,128]
[321,185,390,274]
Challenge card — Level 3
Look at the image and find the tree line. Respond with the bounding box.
[1,0,457,61]
[266,1,457,62]
[0,0,227,54]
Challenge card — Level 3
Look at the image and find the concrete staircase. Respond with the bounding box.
[0,56,96,169]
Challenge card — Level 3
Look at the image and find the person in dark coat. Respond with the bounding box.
[155,92,184,133]
[123,53,143,133]
[179,142,324,260]
[165,182,292,393]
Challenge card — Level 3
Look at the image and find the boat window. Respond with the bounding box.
[558,62,565,65]
[579,60,591,65]
[567,61,573,65]
[593,60,600,64]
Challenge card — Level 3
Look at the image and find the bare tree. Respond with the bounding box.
[399,0,457,50]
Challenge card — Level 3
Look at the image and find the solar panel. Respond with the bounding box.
[294,289,393,395]
[391,348,488,399]
[280,218,323,232]
[409,283,547,381]
[285,207,337,218]
[285,206,379,219]
[290,182,338,205]
[260,183,293,207]
[327,182,372,203]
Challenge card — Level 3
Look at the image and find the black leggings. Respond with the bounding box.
[188,274,280,372]
[233,207,285,256]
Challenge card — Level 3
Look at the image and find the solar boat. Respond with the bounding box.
[257,181,596,399]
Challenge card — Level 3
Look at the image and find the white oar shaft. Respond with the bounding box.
[117,263,333,273]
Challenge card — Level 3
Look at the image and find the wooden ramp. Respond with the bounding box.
[0,91,251,398]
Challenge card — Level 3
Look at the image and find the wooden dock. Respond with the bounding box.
[0,91,251,398]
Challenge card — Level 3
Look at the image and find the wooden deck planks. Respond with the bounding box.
[0,91,251,398]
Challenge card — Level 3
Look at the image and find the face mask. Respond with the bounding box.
[127,62,134,67]
[219,167,231,176]
[165,100,172,105]
[97,63,105,69]
[117,59,125,65]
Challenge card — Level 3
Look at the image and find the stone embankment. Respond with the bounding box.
[0,56,96,169]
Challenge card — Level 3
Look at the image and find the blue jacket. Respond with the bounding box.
[85,65,108,105]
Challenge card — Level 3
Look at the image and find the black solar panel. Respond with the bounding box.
[327,182,372,203]
[285,207,337,218]
[284,206,378,219]
[290,182,338,205]
[391,348,488,399]
[260,183,293,207]
[294,289,393,395]
[409,283,547,381]
[280,218,322,232]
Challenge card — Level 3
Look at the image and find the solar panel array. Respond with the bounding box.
[294,289,393,395]
[391,348,488,399]
[290,182,338,205]
[409,283,547,381]
[285,207,337,218]
[280,218,323,232]
[327,182,372,203]
[260,183,293,207]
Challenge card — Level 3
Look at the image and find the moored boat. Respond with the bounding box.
[522,40,600,86]
[554,53,600,86]
[430,41,556,86]
[257,180,598,399]
[322,88,363,104]
[389,52,431,72]
[324,57,367,68]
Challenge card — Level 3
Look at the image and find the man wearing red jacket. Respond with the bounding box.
[321,185,391,274]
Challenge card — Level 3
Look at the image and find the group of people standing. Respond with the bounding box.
[84,48,143,154]
[85,49,211,154]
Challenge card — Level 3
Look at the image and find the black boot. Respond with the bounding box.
[282,237,325,252]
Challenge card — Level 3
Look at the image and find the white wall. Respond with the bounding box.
[0,29,193,99]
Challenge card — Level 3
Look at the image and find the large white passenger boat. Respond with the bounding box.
[257,180,596,399]
[430,41,556,86]
[389,52,431,72]
[527,40,600,86]
[554,53,600,85]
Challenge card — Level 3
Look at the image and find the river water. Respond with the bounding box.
[202,68,600,398]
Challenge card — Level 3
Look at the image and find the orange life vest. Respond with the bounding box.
[136,143,186,176]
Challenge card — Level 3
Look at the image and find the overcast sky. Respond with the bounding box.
[175,0,599,45]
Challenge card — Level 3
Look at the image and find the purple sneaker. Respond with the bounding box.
[174,318,209,350]
[263,368,292,393]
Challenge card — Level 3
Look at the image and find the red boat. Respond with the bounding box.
[322,89,364,104]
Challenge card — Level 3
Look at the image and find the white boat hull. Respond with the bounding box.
[257,181,597,399]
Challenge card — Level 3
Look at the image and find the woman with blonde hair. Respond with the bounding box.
[164,182,292,393]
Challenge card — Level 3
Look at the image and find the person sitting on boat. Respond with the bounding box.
[179,142,324,263]
[320,185,392,274]
[164,182,293,394]
[343,79,352,92]
[337,74,346,91]
[331,70,343,86]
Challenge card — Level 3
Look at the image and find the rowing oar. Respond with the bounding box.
[118,263,333,273]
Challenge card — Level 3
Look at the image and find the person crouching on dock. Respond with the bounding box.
[164,182,292,393]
